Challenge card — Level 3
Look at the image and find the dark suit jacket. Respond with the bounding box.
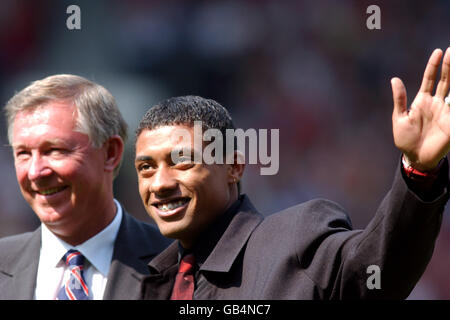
[0,211,172,300]
[143,165,450,299]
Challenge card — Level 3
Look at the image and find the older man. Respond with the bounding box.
[0,74,171,300]
[137,48,450,299]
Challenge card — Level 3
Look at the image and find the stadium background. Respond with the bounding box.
[1,0,449,299]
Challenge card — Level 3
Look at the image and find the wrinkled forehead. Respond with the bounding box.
[14,105,53,125]
[12,103,78,141]
[14,102,76,124]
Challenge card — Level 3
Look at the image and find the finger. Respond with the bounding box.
[391,77,407,117]
[419,48,443,94]
[436,47,450,98]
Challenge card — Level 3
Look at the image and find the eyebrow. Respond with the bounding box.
[11,143,24,149]
[171,147,194,155]
[135,155,153,162]
[11,139,66,150]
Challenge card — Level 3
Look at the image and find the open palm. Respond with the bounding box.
[392,48,450,171]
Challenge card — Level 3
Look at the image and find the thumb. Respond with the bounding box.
[391,77,408,118]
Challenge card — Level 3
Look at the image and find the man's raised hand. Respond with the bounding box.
[392,47,450,172]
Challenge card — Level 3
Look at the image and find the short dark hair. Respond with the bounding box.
[136,95,235,137]
[136,95,241,193]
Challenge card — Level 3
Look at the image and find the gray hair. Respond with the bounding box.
[5,74,128,177]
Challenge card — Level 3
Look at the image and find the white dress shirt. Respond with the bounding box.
[34,199,123,300]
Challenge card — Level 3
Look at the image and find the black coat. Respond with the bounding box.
[143,163,449,299]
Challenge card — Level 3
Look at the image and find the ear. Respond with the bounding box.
[103,135,124,173]
[227,150,245,184]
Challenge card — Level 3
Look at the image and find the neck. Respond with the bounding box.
[180,194,242,251]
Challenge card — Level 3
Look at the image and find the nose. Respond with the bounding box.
[150,165,178,197]
[28,153,52,181]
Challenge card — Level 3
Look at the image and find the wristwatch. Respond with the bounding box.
[402,155,444,180]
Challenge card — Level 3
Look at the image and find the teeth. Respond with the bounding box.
[39,187,65,195]
[157,200,188,212]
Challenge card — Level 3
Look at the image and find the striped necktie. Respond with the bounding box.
[57,249,90,300]
[170,253,196,300]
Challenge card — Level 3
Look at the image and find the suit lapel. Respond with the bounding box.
[142,266,178,300]
[141,196,264,300]
[103,257,147,300]
[103,212,170,300]
[0,228,41,299]
[200,196,263,273]
[143,241,179,300]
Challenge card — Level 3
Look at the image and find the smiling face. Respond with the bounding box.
[12,102,115,243]
[135,125,239,248]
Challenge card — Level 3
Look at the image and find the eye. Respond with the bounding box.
[173,157,195,170]
[15,150,30,159]
[45,148,68,157]
[176,156,192,163]
[138,163,154,172]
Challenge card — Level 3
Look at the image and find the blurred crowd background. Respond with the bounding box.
[1,0,449,299]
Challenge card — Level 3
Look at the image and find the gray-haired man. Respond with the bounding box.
[0,74,171,300]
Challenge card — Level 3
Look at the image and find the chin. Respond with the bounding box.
[35,207,70,224]
[158,222,189,240]
[158,224,182,238]
[38,213,63,225]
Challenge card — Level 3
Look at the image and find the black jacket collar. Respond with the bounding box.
[146,194,263,277]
